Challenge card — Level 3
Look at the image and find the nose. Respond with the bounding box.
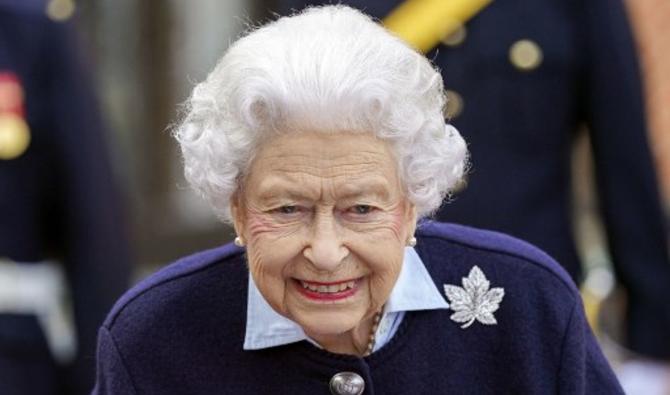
[303,214,349,272]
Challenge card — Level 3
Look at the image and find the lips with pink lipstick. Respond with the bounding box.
[293,278,361,301]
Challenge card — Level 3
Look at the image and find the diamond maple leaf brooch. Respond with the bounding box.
[443,266,505,329]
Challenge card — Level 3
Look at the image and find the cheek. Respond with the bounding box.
[353,208,409,307]
[246,233,294,314]
[367,252,404,307]
[244,210,303,285]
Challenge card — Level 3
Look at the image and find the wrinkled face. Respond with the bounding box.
[232,131,416,338]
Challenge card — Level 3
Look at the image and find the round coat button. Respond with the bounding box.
[509,39,543,71]
[441,24,467,47]
[46,0,76,22]
[444,90,464,120]
[329,372,365,395]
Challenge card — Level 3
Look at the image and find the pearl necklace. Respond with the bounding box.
[363,311,383,356]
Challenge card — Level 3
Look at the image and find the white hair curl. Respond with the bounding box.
[174,5,468,222]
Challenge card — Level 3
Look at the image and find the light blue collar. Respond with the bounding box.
[243,247,449,350]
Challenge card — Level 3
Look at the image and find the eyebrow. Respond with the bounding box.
[335,178,392,202]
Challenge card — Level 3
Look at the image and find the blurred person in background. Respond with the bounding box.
[625,0,670,211]
[278,0,670,392]
[0,1,132,394]
[619,0,670,392]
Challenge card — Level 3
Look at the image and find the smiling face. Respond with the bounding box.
[232,131,416,351]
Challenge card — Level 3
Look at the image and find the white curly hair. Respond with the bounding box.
[174,5,468,223]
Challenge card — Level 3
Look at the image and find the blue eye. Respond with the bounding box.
[351,205,373,214]
[277,205,298,214]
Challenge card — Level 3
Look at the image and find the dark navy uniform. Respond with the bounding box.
[278,0,670,360]
[0,1,131,394]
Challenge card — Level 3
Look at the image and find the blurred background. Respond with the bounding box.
[78,0,668,275]
[78,0,670,277]
[0,0,668,394]
[73,0,670,274]
[77,0,270,270]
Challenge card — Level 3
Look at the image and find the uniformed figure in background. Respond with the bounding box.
[279,0,670,383]
[0,1,132,394]
[625,0,670,209]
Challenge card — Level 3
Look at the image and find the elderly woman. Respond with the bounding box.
[93,6,622,394]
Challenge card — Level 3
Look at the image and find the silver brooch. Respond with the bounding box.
[444,266,505,329]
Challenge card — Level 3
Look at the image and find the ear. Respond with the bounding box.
[230,190,246,239]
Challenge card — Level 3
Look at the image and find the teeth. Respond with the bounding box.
[299,280,356,293]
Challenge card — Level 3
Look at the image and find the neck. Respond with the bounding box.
[307,313,378,356]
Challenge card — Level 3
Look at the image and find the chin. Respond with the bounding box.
[294,310,364,337]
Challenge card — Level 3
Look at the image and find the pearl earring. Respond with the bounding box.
[234,236,245,247]
[408,237,417,247]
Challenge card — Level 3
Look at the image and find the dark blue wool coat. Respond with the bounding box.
[93,222,622,394]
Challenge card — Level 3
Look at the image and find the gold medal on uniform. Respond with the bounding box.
[0,114,31,160]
